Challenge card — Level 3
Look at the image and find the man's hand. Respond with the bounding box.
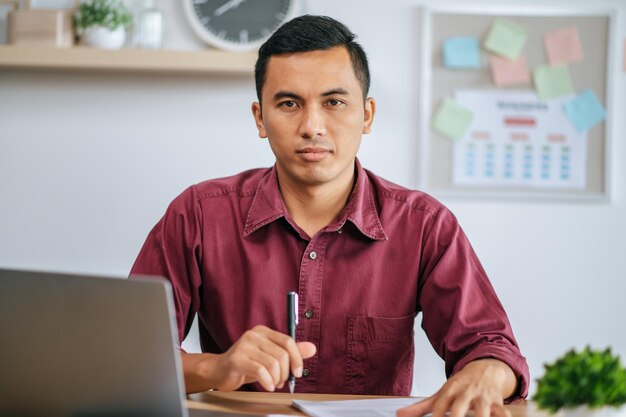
[181,325,316,394]
[397,359,517,417]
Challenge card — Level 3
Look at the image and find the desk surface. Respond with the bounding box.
[186,392,547,417]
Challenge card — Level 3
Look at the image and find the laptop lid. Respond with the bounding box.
[0,268,188,417]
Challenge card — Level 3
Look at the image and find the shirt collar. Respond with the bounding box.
[243,166,286,237]
[243,159,387,241]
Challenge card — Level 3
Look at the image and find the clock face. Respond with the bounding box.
[184,0,299,51]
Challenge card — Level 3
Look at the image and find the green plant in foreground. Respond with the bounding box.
[73,0,132,31]
[534,347,626,413]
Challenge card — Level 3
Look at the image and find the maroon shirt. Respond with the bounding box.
[130,160,529,398]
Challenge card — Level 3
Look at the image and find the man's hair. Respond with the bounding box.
[254,15,370,102]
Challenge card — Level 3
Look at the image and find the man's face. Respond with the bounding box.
[252,46,375,189]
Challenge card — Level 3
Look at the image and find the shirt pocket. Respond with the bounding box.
[345,314,415,395]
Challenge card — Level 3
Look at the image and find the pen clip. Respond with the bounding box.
[293,292,298,326]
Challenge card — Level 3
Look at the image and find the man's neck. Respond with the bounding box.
[277,167,356,238]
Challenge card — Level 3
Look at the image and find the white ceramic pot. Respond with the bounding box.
[563,405,626,417]
[82,26,126,49]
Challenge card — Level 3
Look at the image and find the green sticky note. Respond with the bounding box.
[483,18,527,60]
[533,64,574,100]
[432,99,474,140]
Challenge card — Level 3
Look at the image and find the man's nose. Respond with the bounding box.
[298,106,326,139]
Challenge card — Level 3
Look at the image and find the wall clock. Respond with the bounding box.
[183,0,301,52]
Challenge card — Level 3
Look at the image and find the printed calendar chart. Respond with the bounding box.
[452,90,586,188]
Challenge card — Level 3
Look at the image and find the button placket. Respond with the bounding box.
[295,234,330,391]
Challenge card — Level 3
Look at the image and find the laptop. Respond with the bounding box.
[0,268,196,417]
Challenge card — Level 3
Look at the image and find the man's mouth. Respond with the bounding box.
[296,147,332,162]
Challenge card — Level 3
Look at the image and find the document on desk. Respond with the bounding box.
[292,397,422,417]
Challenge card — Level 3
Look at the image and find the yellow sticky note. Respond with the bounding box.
[533,65,574,100]
[484,18,527,60]
[432,99,474,140]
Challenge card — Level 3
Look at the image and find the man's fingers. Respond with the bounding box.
[256,326,303,380]
[297,341,317,359]
[240,360,276,392]
[448,392,473,417]
[490,403,510,417]
[397,395,510,417]
[225,346,278,391]
[256,337,291,388]
[229,326,319,391]
[396,357,515,417]
[249,347,286,389]
[471,398,491,417]
[255,325,318,379]
[396,396,435,417]
[431,393,454,417]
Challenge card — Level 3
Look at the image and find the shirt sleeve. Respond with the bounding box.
[417,207,529,402]
[129,186,203,346]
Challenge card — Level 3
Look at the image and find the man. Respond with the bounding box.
[131,15,529,417]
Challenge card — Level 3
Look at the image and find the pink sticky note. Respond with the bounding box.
[489,55,530,87]
[544,27,583,65]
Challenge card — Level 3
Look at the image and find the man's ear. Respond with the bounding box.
[251,102,268,138]
[362,97,376,134]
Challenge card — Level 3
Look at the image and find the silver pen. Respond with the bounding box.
[287,291,298,394]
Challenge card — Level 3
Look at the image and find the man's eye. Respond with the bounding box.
[281,101,297,108]
[327,99,343,106]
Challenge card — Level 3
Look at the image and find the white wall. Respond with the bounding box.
[1,0,625,397]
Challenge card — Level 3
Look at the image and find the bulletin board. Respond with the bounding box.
[417,5,620,201]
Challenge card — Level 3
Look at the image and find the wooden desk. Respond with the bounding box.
[186,391,546,417]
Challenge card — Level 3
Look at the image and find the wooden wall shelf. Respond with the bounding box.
[0,45,256,75]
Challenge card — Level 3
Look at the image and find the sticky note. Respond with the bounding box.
[544,27,584,65]
[563,89,606,132]
[443,37,480,69]
[483,18,527,60]
[432,99,474,140]
[489,55,530,86]
[533,64,574,100]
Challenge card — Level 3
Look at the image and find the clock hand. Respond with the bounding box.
[214,0,246,17]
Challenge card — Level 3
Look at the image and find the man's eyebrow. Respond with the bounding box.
[321,88,350,97]
[273,91,303,101]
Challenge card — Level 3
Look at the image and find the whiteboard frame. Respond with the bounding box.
[418,4,620,203]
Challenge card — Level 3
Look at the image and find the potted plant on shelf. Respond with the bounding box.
[534,347,626,417]
[74,0,132,49]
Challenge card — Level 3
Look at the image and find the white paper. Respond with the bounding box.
[452,89,587,189]
[292,397,422,417]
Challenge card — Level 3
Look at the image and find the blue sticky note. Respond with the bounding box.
[443,37,480,69]
[563,90,606,132]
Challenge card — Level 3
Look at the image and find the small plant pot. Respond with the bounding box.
[562,405,626,417]
[82,25,126,49]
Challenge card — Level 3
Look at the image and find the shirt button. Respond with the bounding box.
[302,368,310,377]
[309,251,317,260]
[304,310,314,319]
[337,229,343,234]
